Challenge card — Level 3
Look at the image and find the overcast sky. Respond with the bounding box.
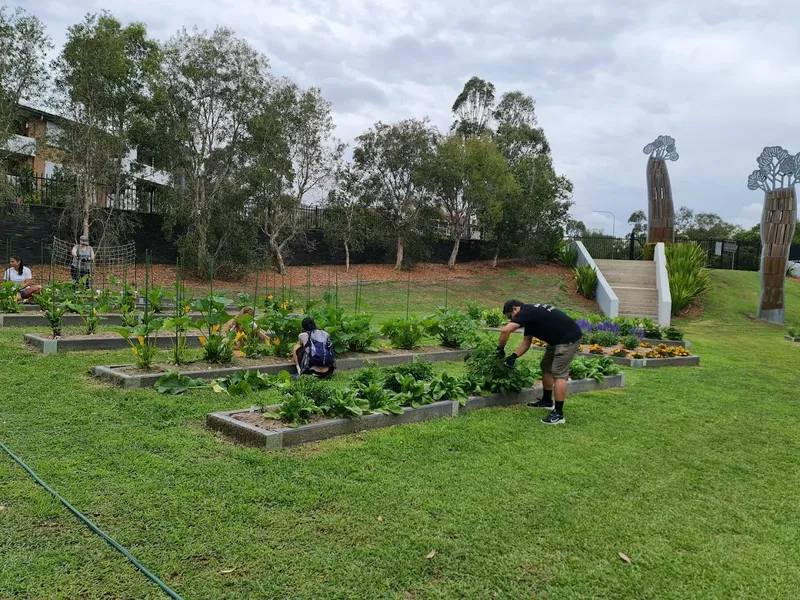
[14,0,800,234]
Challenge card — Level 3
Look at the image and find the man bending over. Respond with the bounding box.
[497,299,583,425]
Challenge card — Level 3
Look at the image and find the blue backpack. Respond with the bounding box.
[303,329,335,368]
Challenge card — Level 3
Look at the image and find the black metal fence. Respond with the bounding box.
[4,173,169,213]
[572,234,799,272]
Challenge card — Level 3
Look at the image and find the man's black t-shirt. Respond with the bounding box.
[510,303,582,345]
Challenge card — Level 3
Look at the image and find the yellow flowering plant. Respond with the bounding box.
[191,294,234,363]
[112,313,164,369]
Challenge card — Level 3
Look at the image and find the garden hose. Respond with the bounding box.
[0,440,184,600]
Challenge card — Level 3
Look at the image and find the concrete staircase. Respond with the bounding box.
[593,259,660,321]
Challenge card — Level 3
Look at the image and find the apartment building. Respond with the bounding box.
[3,104,169,212]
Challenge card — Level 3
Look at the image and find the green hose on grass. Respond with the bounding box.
[0,440,184,600]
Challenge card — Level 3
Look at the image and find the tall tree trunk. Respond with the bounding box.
[448,237,461,270]
[492,245,500,268]
[270,238,286,274]
[82,183,91,237]
[395,236,404,270]
[344,239,350,272]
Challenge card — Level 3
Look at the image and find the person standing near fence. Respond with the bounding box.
[71,235,94,285]
[496,299,583,425]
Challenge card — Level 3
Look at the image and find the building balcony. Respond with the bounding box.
[4,134,37,157]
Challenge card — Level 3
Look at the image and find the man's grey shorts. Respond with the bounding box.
[540,340,581,379]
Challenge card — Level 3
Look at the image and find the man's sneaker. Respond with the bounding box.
[527,398,555,410]
[541,411,565,425]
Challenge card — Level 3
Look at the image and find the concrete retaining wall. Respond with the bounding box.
[654,242,672,327]
[573,241,619,318]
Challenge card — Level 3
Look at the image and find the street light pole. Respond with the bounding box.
[594,210,616,237]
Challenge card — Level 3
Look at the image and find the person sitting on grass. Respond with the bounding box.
[292,317,335,378]
[3,255,41,303]
[496,299,583,426]
[221,306,269,357]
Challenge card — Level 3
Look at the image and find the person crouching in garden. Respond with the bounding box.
[496,299,583,425]
[3,255,41,303]
[292,317,335,379]
[221,306,270,357]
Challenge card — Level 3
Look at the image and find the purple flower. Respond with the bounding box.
[595,321,620,335]
[632,326,645,339]
[576,318,592,333]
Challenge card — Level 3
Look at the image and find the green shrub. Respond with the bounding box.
[569,356,620,382]
[261,305,303,358]
[384,360,435,392]
[265,392,321,426]
[0,281,21,313]
[465,301,484,320]
[390,374,432,408]
[590,331,619,347]
[465,339,538,395]
[357,383,403,415]
[574,265,598,299]
[788,326,800,338]
[425,308,476,348]
[557,241,579,268]
[429,372,469,405]
[621,335,640,350]
[666,243,710,315]
[482,308,505,327]
[318,388,370,419]
[641,319,662,339]
[380,317,426,349]
[662,327,684,341]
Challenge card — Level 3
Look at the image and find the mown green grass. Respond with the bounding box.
[1,271,800,599]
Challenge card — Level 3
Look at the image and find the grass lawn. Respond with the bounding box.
[1,270,800,599]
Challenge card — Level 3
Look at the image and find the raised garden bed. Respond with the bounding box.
[24,332,204,354]
[92,346,471,389]
[207,374,626,450]
[786,336,800,343]
[527,343,700,369]
[478,327,691,349]
[0,312,202,328]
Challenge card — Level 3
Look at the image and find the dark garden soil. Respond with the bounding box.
[116,344,459,376]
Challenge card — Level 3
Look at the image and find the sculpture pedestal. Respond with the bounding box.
[646,157,675,244]
[758,187,796,324]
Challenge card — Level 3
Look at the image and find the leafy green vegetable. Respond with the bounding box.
[154,371,207,395]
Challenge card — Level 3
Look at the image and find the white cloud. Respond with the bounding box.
[13,0,800,234]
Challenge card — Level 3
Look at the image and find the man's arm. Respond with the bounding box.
[497,321,521,351]
[513,336,533,358]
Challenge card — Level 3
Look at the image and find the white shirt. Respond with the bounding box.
[4,267,32,286]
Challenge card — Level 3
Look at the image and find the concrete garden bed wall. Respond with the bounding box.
[24,333,203,354]
[92,348,471,389]
[786,336,800,343]
[206,374,626,450]
[583,352,700,368]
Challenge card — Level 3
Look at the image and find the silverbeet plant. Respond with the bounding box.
[465,339,538,395]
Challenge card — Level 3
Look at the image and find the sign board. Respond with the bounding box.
[715,241,737,256]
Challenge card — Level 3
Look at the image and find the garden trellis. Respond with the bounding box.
[51,237,136,289]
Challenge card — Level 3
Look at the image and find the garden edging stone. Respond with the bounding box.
[207,373,626,449]
[24,333,204,354]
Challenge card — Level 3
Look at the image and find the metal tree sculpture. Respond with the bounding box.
[747,146,799,324]
[643,135,679,244]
